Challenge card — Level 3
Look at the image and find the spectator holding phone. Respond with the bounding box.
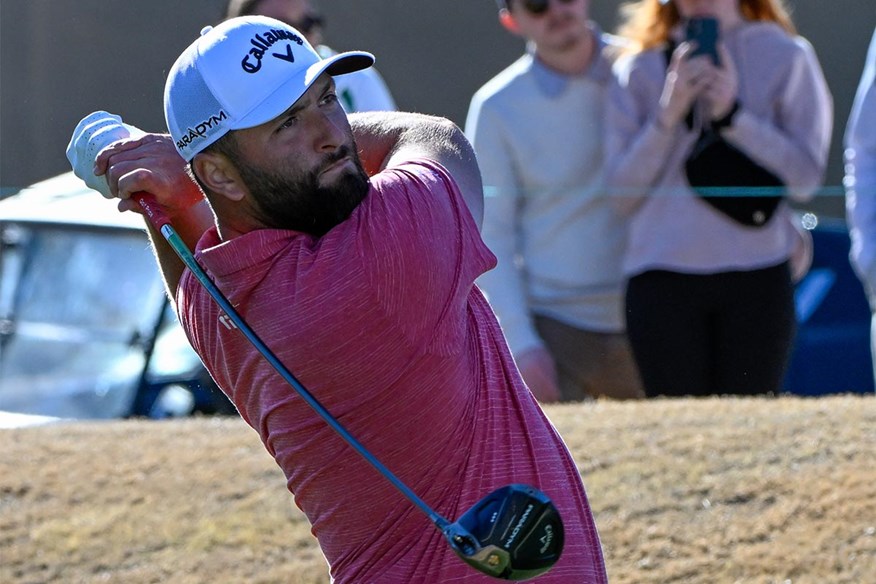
[605,0,832,396]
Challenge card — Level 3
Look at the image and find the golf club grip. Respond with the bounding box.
[132,192,171,230]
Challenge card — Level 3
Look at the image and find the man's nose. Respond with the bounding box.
[312,110,346,152]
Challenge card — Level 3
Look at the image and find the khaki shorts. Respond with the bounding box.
[534,314,646,401]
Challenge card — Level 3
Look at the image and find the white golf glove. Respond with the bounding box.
[66,111,145,199]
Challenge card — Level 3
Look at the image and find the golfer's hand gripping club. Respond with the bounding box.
[66,111,172,228]
[67,111,564,580]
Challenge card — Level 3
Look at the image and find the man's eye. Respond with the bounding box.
[322,93,339,105]
[279,116,297,130]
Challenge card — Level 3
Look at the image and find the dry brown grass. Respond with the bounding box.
[2,395,874,583]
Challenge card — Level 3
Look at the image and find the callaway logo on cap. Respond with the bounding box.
[164,15,374,161]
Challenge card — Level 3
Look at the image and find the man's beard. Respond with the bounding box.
[237,145,370,237]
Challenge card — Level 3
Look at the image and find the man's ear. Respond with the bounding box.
[192,152,246,202]
[499,9,521,34]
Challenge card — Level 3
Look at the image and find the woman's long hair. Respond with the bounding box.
[616,0,797,52]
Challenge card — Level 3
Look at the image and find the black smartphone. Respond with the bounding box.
[685,17,720,66]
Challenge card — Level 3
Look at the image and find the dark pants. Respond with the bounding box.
[625,263,796,397]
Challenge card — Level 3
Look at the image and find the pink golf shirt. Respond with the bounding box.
[177,160,607,583]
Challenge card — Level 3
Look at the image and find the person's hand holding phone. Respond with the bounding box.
[657,42,713,129]
[657,18,740,130]
[685,17,739,123]
[702,43,739,122]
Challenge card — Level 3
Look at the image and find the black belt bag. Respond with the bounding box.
[660,42,786,228]
[684,126,785,227]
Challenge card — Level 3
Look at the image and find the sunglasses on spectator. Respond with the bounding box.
[292,13,324,34]
[517,0,576,16]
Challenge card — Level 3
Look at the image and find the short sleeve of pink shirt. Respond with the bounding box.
[176,159,606,583]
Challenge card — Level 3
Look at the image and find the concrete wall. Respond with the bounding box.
[2,1,874,215]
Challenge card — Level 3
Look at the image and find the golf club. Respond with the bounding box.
[68,112,564,580]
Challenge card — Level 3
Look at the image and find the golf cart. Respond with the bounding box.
[0,172,235,420]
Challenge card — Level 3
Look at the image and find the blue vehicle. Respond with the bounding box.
[0,172,235,420]
[785,216,874,395]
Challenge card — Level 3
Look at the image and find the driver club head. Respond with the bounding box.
[444,484,564,581]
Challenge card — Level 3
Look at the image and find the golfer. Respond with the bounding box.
[90,16,607,582]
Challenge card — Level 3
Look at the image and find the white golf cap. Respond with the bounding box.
[164,15,374,161]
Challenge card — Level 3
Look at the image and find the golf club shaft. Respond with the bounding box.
[133,193,451,531]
